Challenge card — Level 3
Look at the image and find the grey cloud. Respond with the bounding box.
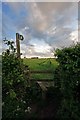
[37,2,73,15]
[2,2,78,57]
[22,49,54,58]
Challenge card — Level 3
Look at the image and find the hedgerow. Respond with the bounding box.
[2,40,29,119]
[54,43,80,120]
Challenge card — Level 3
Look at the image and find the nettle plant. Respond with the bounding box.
[2,40,29,119]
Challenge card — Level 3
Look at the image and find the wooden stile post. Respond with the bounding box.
[16,33,24,58]
[16,33,20,58]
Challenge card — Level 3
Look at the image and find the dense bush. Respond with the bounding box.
[2,40,29,119]
[54,43,80,120]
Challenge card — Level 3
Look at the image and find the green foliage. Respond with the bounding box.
[25,83,42,104]
[2,40,29,119]
[54,43,80,119]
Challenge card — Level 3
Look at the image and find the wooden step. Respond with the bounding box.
[30,78,54,81]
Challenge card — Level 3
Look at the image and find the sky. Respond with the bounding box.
[2,1,79,58]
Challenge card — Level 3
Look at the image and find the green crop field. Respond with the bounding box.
[23,58,58,80]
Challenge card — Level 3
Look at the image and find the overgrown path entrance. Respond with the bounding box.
[23,58,57,99]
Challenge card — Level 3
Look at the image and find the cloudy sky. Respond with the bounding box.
[2,2,78,58]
